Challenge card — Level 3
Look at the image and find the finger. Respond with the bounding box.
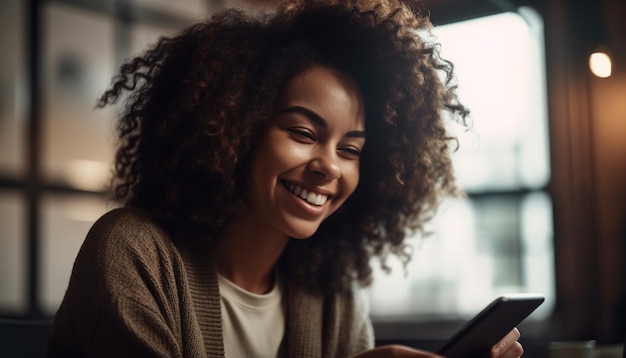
[506,327,521,342]
[501,341,524,358]
[491,328,522,357]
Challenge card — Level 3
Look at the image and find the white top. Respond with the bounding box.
[218,273,285,358]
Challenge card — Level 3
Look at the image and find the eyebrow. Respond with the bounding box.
[278,106,366,138]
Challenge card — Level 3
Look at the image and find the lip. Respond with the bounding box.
[280,180,333,215]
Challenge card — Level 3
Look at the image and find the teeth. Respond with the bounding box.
[285,182,328,206]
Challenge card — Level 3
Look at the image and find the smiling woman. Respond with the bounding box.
[47,1,525,357]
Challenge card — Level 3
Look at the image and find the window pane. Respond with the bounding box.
[41,3,116,191]
[0,191,27,314]
[369,9,554,321]
[438,10,550,192]
[0,0,26,176]
[39,194,112,314]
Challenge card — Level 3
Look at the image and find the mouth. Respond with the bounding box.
[281,180,329,206]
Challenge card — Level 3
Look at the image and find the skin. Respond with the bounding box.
[215,65,524,357]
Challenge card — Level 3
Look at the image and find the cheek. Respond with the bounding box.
[343,163,361,196]
[267,135,308,167]
[254,138,296,174]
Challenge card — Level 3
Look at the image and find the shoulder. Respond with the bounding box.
[51,209,195,356]
[73,207,182,286]
[83,207,174,256]
[88,207,165,241]
[61,207,190,315]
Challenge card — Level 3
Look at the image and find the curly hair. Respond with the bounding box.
[98,0,468,295]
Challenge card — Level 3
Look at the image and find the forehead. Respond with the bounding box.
[278,65,366,130]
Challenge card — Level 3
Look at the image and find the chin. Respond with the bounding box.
[287,229,317,240]
[281,211,336,239]
[285,223,322,240]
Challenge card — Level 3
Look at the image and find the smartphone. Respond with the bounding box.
[437,293,545,358]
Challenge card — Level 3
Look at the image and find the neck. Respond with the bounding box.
[215,216,289,294]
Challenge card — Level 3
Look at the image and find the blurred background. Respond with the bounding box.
[0,0,624,356]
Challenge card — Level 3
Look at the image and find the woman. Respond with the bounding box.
[48,0,524,357]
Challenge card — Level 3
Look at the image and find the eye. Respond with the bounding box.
[287,127,316,143]
[338,146,361,160]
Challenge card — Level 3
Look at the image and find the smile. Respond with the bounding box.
[282,181,329,206]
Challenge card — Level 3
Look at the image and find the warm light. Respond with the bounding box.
[589,51,612,78]
[65,159,110,191]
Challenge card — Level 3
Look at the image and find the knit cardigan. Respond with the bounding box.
[47,207,374,357]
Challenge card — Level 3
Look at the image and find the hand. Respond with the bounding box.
[490,328,524,358]
[354,345,443,358]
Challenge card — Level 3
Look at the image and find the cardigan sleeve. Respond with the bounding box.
[48,208,198,358]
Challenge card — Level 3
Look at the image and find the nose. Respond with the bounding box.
[307,149,341,180]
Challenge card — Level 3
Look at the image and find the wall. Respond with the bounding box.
[542,0,626,344]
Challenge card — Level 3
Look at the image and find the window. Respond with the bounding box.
[368,9,554,323]
[0,0,206,318]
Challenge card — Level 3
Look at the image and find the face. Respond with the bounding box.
[246,65,366,239]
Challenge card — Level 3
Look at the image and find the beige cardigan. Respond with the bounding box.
[48,208,373,357]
